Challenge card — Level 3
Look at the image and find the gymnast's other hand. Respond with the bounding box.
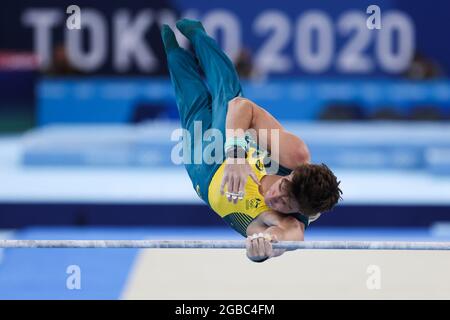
[246,233,278,262]
[220,158,260,203]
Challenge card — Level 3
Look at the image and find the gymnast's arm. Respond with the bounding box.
[221,97,311,201]
[227,97,311,169]
[245,210,305,263]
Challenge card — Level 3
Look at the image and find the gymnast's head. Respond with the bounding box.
[264,163,342,216]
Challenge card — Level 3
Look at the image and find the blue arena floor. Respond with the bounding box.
[0,226,449,299]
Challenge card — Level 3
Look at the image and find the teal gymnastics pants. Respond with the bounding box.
[161,19,243,204]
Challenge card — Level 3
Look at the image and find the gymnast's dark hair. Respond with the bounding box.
[285,163,342,216]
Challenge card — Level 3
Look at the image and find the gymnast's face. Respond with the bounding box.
[264,176,300,214]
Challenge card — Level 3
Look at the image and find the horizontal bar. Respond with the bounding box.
[1,240,450,250]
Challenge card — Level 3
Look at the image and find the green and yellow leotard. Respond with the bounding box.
[208,146,310,237]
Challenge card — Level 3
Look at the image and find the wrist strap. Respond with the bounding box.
[224,137,248,153]
[226,146,247,159]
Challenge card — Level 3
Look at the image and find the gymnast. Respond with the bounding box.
[161,19,342,262]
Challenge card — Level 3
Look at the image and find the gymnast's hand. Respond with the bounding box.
[246,233,278,262]
[220,158,260,203]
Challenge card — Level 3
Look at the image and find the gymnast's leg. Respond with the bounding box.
[161,25,213,201]
[161,24,211,130]
[176,19,243,133]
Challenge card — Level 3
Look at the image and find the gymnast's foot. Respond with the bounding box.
[176,18,205,40]
[161,24,179,53]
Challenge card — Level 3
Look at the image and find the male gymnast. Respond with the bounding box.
[161,19,342,262]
